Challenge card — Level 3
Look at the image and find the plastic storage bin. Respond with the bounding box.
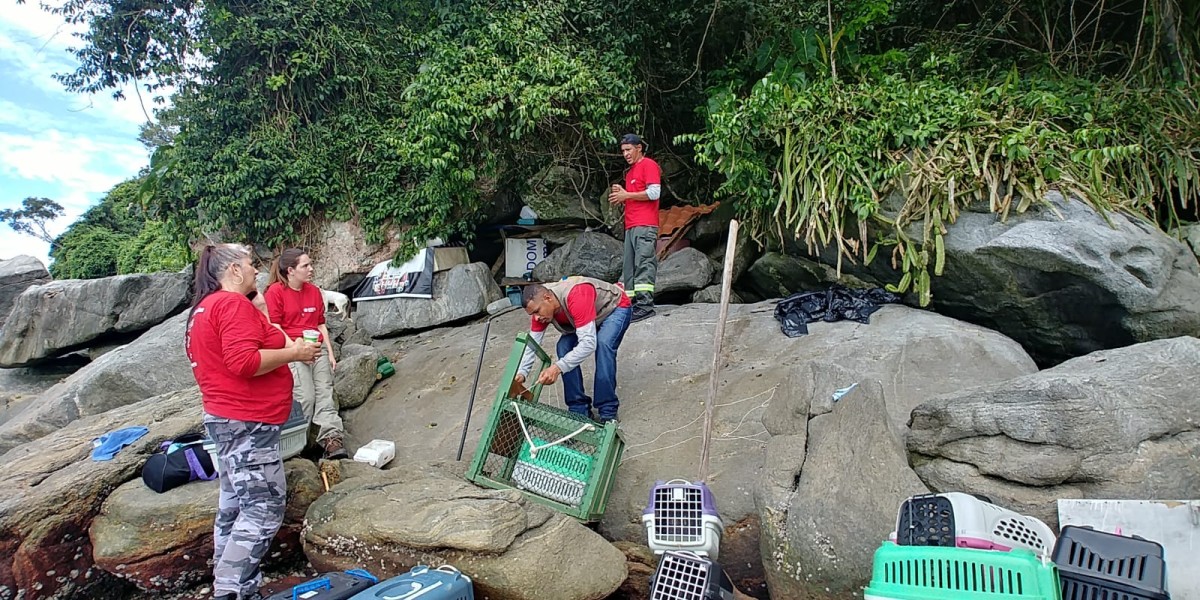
[1052,525,1169,600]
[864,542,1061,600]
[353,439,396,468]
[466,333,625,523]
[893,492,1056,556]
[642,480,723,558]
[279,400,308,460]
[350,565,473,600]
[649,551,735,600]
[262,569,377,600]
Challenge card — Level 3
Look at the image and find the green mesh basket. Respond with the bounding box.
[466,333,625,522]
[865,542,1061,600]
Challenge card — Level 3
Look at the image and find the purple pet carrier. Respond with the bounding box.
[642,479,723,558]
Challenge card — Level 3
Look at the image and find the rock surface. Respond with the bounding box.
[0,313,194,455]
[341,301,1036,597]
[308,220,404,290]
[908,336,1200,528]
[302,464,627,600]
[823,193,1200,365]
[746,252,871,299]
[692,285,743,304]
[90,459,322,592]
[1174,223,1200,260]
[0,255,50,330]
[655,248,715,296]
[524,165,605,222]
[332,344,382,410]
[0,271,191,367]
[0,387,205,599]
[356,263,502,338]
[532,231,623,283]
[755,310,1036,599]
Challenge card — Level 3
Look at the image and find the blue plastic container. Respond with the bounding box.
[350,565,473,600]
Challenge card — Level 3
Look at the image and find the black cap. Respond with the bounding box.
[619,133,646,149]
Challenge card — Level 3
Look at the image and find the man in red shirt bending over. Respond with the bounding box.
[608,133,661,322]
[512,277,633,423]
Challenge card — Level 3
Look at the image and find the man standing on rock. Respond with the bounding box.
[513,277,633,423]
[609,133,661,322]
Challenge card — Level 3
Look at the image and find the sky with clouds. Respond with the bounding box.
[0,2,155,268]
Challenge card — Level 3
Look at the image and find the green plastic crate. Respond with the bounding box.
[865,542,1061,600]
[466,333,625,522]
[517,438,594,481]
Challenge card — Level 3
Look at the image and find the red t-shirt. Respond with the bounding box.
[623,157,661,229]
[265,281,326,341]
[186,291,294,424]
[530,284,633,333]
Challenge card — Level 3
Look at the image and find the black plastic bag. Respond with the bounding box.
[773,285,901,337]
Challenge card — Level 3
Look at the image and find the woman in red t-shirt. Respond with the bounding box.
[186,244,320,600]
[264,248,348,459]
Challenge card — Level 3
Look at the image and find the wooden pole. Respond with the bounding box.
[699,220,739,482]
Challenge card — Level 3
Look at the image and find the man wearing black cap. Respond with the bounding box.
[608,133,661,322]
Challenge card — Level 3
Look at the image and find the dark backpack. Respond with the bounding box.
[141,433,218,493]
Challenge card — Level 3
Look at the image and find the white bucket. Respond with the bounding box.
[353,439,395,468]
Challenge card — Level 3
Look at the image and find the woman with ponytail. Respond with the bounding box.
[185,244,321,600]
[263,248,348,460]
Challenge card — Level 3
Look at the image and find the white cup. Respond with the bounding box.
[302,329,320,344]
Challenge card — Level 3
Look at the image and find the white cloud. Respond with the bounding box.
[0,130,143,193]
[0,3,162,128]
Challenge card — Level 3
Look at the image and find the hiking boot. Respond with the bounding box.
[631,305,656,322]
[321,436,349,460]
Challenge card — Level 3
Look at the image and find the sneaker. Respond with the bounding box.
[631,306,656,322]
[321,436,349,460]
[598,416,618,426]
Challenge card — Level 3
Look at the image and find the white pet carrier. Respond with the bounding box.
[891,492,1056,556]
[641,479,723,558]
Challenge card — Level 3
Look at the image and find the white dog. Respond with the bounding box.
[321,289,352,321]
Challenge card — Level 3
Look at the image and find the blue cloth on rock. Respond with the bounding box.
[91,426,150,461]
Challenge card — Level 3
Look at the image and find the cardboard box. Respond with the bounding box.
[505,237,547,278]
[431,247,469,273]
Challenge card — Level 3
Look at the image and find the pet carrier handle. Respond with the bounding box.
[345,569,377,583]
[664,478,692,485]
[292,577,332,600]
[435,565,463,580]
[512,403,595,459]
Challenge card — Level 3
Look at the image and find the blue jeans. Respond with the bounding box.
[557,307,632,420]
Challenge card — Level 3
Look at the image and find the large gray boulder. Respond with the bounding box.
[0,271,191,367]
[90,459,323,592]
[908,336,1200,529]
[333,344,382,410]
[655,248,715,296]
[0,387,205,599]
[755,308,1037,600]
[0,255,50,330]
[0,313,194,455]
[302,464,626,600]
[531,231,623,283]
[307,220,404,290]
[340,302,1036,597]
[524,165,605,222]
[746,252,872,299]
[819,193,1200,365]
[1174,223,1200,260]
[356,263,501,338]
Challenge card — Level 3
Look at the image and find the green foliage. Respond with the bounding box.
[136,0,638,257]
[685,68,1200,305]
[49,226,132,279]
[49,176,191,279]
[116,220,191,274]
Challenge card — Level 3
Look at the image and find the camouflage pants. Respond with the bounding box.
[204,415,287,599]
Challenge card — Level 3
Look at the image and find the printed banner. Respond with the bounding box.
[352,250,435,301]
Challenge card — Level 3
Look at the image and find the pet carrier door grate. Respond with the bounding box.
[649,551,734,600]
